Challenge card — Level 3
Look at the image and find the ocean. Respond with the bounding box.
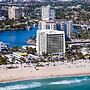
[0,75,90,90]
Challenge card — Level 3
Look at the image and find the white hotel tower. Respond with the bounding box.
[36,5,65,58]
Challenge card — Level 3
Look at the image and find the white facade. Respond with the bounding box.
[36,30,65,57]
[0,16,6,21]
[41,5,55,20]
[0,42,7,52]
[8,6,15,20]
[36,5,66,58]
[8,6,21,20]
[38,20,56,30]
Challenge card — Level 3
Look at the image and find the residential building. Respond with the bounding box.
[0,42,7,52]
[41,5,72,39]
[38,20,56,30]
[56,19,73,39]
[41,5,55,20]
[8,6,22,20]
[0,16,6,21]
[0,6,8,18]
[85,0,90,3]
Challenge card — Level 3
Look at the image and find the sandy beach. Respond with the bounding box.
[0,59,90,82]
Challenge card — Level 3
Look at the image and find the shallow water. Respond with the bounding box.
[0,75,90,90]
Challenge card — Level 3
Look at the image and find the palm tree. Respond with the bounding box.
[0,55,8,65]
[42,52,48,59]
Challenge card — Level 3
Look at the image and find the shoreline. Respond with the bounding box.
[0,59,90,83]
[0,25,37,32]
[0,28,27,32]
[1,73,90,83]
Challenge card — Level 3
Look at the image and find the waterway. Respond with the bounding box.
[0,27,38,47]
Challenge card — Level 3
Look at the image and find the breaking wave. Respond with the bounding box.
[0,77,90,90]
[0,82,42,90]
[50,77,89,85]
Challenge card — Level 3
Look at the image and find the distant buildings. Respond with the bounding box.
[0,6,8,18]
[85,0,90,3]
[56,20,73,39]
[0,42,7,52]
[41,5,55,21]
[8,6,22,20]
[0,16,6,21]
[38,20,56,30]
[41,5,72,39]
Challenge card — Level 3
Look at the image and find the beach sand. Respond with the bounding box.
[0,60,90,82]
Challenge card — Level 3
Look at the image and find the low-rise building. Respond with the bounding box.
[0,42,8,52]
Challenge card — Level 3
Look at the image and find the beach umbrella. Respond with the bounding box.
[20,52,28,56]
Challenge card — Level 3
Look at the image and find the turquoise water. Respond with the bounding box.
[0,27,38,47]
[0,75,90,90]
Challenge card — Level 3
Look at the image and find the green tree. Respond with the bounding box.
[0,55,7,65]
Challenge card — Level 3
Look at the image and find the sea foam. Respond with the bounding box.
[0,82,41,90]
[50,77,89,85]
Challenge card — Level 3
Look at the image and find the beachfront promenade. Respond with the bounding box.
[0,59,90,82]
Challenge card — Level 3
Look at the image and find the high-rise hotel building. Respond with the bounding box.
[36,5,65,58]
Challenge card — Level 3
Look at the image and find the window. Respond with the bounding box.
[46,25,50,29]
[54,25,56,30]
